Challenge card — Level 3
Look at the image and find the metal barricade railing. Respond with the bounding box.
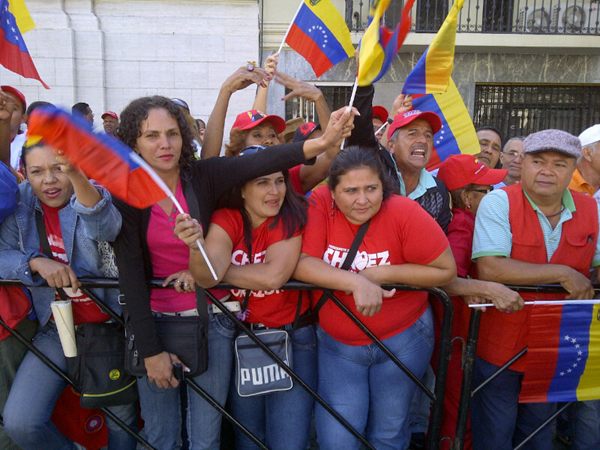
[453,284,582,450]
[0,278,454,449]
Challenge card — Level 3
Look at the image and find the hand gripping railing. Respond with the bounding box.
[453,284,588,450]
[0,278,454,449]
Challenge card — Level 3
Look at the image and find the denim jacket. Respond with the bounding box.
[0,182,123,326]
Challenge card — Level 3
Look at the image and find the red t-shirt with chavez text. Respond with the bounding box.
[41,204,109,325]
[302,186,449,346]
[211,208,306,327]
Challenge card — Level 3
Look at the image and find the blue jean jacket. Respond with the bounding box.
[0,182,123,326]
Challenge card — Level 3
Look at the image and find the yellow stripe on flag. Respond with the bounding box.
[434,78,479,155]
[305,0,354,57]
[577,303,600,400]
[8,0,35,34]
[357,0,391,87]
[424,0,464,92]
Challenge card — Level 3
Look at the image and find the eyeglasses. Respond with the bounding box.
[469,188,491,195]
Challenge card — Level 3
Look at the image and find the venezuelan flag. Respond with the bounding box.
[285,0,353,78]
[9,0,35,34]
[27,107,169,209]
[0,0,47,88]
[403,0,464,94]
[410,78,479,169]
[357,0,415,87]
[520,303,600,403]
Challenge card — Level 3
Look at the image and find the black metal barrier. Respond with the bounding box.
[0,278,454,449]
[453,284,583,450]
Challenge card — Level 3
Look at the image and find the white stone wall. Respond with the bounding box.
[0,0,260,133]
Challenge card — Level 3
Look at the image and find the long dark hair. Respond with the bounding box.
[219,149,307,251]
[117,96,195,171]
[328,146,395,200]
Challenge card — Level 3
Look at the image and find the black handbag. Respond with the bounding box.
[123,179,209,378]
[67,322,138,408]
[124,311,208,377]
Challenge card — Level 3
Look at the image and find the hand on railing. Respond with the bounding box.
[350,274,396,317]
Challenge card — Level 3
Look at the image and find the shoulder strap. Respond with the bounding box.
[313,219,371,315]
[34,208,68,301]
[182,180,209,324]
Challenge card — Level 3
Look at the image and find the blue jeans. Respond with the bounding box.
[315,307,434,450]
[571,400,600,450]
[471,357,556,450]
[137,309,236,450]
[230,324,317,450]
[2,322,137,450]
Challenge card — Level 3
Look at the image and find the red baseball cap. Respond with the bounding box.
[1,85,26,113]
[372,105,389,123]
[101,111,118,120]
[387,109,442,140]
[232,109,286,134]
[437,154,507,191]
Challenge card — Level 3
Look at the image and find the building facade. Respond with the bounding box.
[262,0,600,138]
[0,0,261,131]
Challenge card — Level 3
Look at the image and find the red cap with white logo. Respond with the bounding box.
[437,154,507,191]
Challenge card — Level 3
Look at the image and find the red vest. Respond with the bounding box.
[477,185,598,372]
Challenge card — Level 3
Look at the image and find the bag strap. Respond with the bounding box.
[182,179,209,324]
[34,208,69,301]
[313,219,371,316]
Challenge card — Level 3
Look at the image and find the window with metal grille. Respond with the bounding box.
[473,83,600,139]
[285,85,353,122]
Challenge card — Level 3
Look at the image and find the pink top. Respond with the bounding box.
[147,181,196,312]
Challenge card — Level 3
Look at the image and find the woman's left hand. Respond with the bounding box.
[163,270,196,293]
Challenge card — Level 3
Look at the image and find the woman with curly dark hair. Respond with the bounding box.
[111,66,356,449]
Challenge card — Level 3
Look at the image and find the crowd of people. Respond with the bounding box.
[0,52,599,450]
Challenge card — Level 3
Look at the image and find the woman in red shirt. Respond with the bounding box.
[293,146,456,450]
[175,146,314,450]
[436,154,522,450]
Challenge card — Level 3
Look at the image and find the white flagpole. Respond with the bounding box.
[341,77,359,149]
[130,153,219,281]
[469,299,600,309]
[277,0,305,54]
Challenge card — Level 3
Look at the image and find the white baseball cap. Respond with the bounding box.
[579,124,600,147]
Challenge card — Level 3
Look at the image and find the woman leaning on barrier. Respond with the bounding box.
[174,145,315,450]
[111,71,356,447]
[0,138,137,450]
[293,146,456,450]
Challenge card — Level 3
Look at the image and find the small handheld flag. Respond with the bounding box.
[28,107,218,280]
[357,0,415,87]
[403,0,465,94]
[0,0,48,88]
[283,0,354,78]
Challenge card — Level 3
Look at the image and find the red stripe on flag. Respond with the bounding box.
[0,28,49,89]
[29,110,166,209]
[521,305,563,402]
[286,23,333,77]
